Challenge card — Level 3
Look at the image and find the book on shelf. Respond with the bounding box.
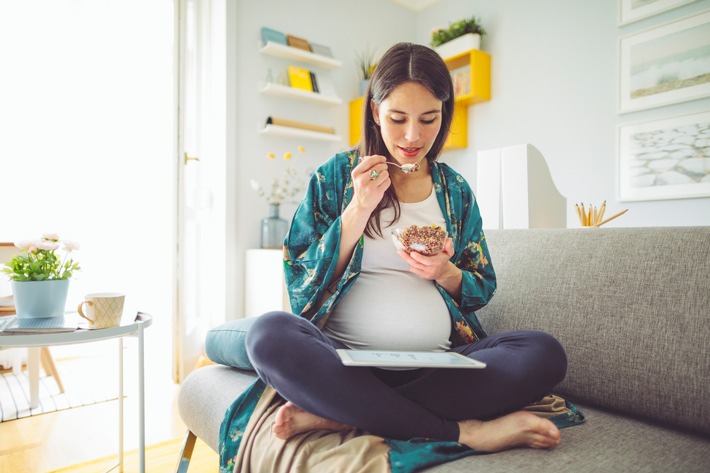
[287,65,315,92]
[0,313,80,334]
[266,117,335,135]
[260,26,287,46]
[450,65,471,98]
[309,71,319,93]
[286,34,311,52]
[309,43,333,58]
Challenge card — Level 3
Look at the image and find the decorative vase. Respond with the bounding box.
[260,203,289,249]
[434,33,481,59]
[12,279,70,318]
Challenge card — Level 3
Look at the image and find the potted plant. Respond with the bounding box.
[430,16,486,58]
[355,46,378,96]
[250,147,307,249]
[3,233,80,318]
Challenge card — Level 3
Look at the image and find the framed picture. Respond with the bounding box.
[618,111,710,201]
[619,0,698,25]
[618,10,710,113]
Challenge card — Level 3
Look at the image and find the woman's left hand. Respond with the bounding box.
[397,237,458,282]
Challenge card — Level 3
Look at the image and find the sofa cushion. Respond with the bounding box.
[478,227,710,436]
[204,317,257,371]
[178,365,710,472]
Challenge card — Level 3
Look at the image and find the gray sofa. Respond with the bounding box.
[178,227,710,472]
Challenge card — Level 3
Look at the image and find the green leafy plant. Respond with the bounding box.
[355,46,378,80]
[3,233,81,281]
[430,16,486,48]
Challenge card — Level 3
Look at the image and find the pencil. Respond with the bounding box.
[593,208,628,227]
[575,204,584,226]
[597,200,607,225]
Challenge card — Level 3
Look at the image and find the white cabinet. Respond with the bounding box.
[244,249,291,317]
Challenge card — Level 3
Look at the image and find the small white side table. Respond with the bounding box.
[0,312,152,473]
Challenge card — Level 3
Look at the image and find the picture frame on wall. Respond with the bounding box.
[618,10,710,113]
[618,0,698,25]
[618,111,710,201]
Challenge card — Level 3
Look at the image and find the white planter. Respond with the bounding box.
[434,33,481,59]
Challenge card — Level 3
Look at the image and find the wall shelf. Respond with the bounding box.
[259,41,342,70]
[260,124,342,143]
[259,82,342,106]
[444,49,491,106]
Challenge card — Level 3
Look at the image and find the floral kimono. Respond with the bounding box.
[218,151,583,473]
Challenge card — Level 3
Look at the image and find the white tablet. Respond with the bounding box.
[336,349,486,369]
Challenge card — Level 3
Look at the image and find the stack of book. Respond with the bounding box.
[287,65,320,93]
[260,26,333,58]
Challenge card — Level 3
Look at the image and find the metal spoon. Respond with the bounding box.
[359,157,422,175]
[386,161,419,174]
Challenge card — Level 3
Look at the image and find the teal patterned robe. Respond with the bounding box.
[218,151,583,473]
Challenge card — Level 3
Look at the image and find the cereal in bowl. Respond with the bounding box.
[392,225,447,256]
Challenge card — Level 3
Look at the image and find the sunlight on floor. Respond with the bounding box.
[0,341,186,472]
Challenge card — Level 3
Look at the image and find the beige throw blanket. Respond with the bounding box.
[233,386,391,472]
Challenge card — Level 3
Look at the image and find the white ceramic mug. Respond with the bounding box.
[77,293,125,329]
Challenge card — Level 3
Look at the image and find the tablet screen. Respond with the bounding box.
[336,349,486,369]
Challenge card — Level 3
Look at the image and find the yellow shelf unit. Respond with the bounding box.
[349,96,365,146]
[445,49,491,106]
[348,49,490,150]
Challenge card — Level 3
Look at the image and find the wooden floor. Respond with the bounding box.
[0,340,192,472]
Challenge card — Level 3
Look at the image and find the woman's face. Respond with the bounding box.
[371,81,442,166]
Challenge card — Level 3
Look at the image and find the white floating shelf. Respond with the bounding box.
[259,82,342,106]
[260,124,342,143]
[259,42,342,70]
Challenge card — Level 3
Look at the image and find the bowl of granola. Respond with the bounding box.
[391,225,447,256]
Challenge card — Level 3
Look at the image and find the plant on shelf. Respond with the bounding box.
[251,147,308,248]
[356,46,377,81]
[250,146,307,206]
[355,46,378,96]
[430,16,486,48]
[3,233,80,281]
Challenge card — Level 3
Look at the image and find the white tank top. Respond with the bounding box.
[324,187,452,352]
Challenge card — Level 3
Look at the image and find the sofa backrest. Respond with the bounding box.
[478,227,710,436]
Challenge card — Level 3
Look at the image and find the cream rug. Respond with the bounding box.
[0,349,119,422]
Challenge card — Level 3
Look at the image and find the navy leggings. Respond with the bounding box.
[245,311,567,442]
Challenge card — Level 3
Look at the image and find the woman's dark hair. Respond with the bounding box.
[358,42,454,238]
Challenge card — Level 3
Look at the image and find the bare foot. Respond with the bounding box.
[273,401,353,440]
[458,411,561,452]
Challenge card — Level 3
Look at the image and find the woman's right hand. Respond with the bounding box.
[351,155,390,213]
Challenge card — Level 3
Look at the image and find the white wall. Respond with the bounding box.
[415,0,710,228]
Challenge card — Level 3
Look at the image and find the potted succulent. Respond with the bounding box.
[430,16,486,58]
[3,233,80,318]
[355,46,378,96]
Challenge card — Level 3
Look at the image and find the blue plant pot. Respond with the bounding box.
[12,279,70,318]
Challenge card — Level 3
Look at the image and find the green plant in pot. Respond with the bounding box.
[355,46,378,96]
[3,233,80,318]
[430,16,486,48]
